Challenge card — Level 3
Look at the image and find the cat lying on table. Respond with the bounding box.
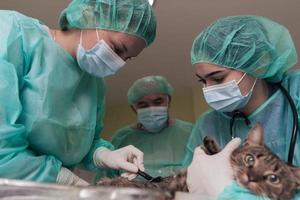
[97,124,300,200]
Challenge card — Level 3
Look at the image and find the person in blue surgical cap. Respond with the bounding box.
[109,76,193,180]
[184,15,300,199]
[0,0,156,186]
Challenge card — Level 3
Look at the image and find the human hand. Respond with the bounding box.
[187,138,241,197]
[94,145,144,180]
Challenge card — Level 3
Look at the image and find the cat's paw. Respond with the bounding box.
[203,136,221,155]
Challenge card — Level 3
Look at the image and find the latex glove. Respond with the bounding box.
[56,167,89,186]
[187,138,241,198]
[94,145,144,180]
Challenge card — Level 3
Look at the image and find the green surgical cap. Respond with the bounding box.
[191,15,298,82]
[127,76,173,105]
[59,0,156,46]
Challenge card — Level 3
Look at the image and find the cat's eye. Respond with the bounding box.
[265,174,280,184]
[244,154,255,167]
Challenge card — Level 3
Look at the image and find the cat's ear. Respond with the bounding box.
[291,167,300,188]
[246,123,264,146]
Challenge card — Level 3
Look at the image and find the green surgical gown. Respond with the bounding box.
[0,10,113,183]
[183,70,300,199]
[112,119,193,177]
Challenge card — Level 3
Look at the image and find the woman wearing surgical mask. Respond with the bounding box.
[183,16,300,199]
[104,76,193,179]
[0,0,156,186]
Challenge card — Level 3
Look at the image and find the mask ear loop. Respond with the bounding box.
[237,73,257,95]
[249,78,257,92]
[96,29,100,42]
[237,73,247,85]
[243,78,257,96]
[79,30,83,46]
[204,72,247,89]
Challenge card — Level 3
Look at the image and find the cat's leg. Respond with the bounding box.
[202,136,221,155]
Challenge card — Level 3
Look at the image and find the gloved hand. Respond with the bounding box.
[187,138,241,198]
[94,145,144,180]
[56,167,89,186]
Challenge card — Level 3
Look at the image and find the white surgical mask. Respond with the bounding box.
[203,73,257,112]
[76,30,126,78]
[137,106,168,133]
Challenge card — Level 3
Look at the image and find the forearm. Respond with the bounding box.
[0,150,62,183]
[81,138,114,171]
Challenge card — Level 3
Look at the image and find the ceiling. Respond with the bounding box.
[1,0,300,104]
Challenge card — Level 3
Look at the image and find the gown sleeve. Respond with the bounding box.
[182,116,205,167]
[0,59,62,183]
[80,78,114,171]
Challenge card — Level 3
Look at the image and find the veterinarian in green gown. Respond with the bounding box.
[0,0,156,185]
[184,15,300,199]
[111,76,193,178]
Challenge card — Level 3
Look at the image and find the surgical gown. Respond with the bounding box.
[112,119,193,177]
[0,11,113,183]
[183,71,300,199]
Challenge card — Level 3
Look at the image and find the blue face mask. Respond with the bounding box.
[137,106,168,133]
[76,30,126,78]
[203,73,257,112]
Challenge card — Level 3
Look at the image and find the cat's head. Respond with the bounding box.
[230,123,300,199]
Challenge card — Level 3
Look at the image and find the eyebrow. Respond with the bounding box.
[196,70,225,79]
[136,97,164,106]
[137,101,147,106]
[196,74,203,79]
[153,97,164,101]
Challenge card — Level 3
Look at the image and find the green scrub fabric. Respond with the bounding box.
[59,0,157,46]
[183,71,300,198]
[0,11,113,183]
[219,182,300,200]
[112,119,193,177]
[127,75,173,105]
[191,15,297,83]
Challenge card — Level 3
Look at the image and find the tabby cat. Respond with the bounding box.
[97,124,300,200]
[229,124,300,200]
[97,169,188,200]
